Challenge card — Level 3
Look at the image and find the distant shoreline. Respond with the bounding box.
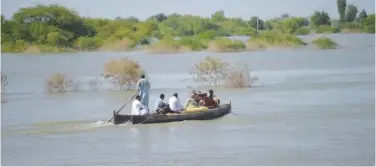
[2,2,374,54]
[2,33,372,54]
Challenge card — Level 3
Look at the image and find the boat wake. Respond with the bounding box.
[89,120,113,127]
[14,120,125,135]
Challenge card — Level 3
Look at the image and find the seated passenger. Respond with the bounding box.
[154,93,174,115]
[168,93,184,113]
[155,93,167,111]
[201,89,220,108]
[132,95,149,115]
[184,90,201,109]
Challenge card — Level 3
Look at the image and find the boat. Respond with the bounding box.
[113,102,232,124]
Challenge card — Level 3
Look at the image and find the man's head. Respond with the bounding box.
[190,90,196,97]
[209,89,213,94]
[135,95,141,101]
[173,93,178,98]
[160,93,165,100]
[140,74,145,79]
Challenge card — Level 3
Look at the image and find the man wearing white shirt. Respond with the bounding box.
[132,95,149,115]
[168,93,184,113]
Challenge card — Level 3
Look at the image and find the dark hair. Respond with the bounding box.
[173,93,178,97]
[140,74,145,78]
[160,94,165,99]
[135,95,141,100]
[209,89,214,98]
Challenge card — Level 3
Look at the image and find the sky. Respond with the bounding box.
[1,0,375,20]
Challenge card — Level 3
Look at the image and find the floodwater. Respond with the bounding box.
[1,34,375,165]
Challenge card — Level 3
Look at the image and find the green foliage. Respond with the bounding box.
[310,11,331,28]
[337,0,347,23]
[179,36,209,50]
[278,17,307,34]
[357,9,368,23]
[295,27,311,35]
[248,16,265,30]
[147,35,189,53]
[362,14,375,33]
[316,25,340,33]
[208,38,246,52]
[75,36,101,50]
[344,4,358,22]
[312,37,338,49]
[248,31,306,48]
[1,2,373,53]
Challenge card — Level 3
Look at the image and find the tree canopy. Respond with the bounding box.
[1,2,374,53]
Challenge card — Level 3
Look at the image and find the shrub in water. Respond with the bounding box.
[190,56,230,86]
[103,58,144,91]
[45,72,78,92]
[1,72,8,103]
[312,37,338,49]
[208,38,245,52]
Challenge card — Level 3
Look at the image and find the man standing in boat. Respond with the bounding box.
[136,73,150,110]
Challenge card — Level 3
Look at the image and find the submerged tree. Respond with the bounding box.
[1,72,8,103]
[190,56,259,88]
[45,72,79,92]
[103,58,144,91]
[190,56,230,86]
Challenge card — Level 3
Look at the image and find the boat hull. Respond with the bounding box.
[113,103,231,124]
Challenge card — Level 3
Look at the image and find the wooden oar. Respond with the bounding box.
[107,93,138,123]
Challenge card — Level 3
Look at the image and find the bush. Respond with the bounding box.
[363,14,375,34]
[316,25,340,33]
[312,37,338,49]
[1,72,8,103]
[13,40,28,53]
[247,31,306,49]
[88,77,103,90]
[1,43,14,53]
[224,64,252,88]
[98,39,135,51]
[35,45,72,53]
[340,22,363,33]
[75,36,101,51]
[190,56,259,88]
[45,72,78,92]
[208,38,246,52]
[190,56,230,86]
[103,58,144,91]
[179,36,209,51]
[295,27,311,35]
[147,35,190,53]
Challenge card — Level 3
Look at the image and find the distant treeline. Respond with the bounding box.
[1,0,374,53]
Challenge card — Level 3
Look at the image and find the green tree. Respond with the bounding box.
[12,5,94,42]
[310,11,331,27]
[363,14,375,33]
[147,13,168,22]
[357,9,368,23]
[279,17,306,34]
[211,10,226,23]
[47,32,68,46]
[344,4,358,22]
[337,0,347,23]
[248,16,265,30]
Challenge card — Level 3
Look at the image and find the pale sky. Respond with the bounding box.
[1,0,375,20]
